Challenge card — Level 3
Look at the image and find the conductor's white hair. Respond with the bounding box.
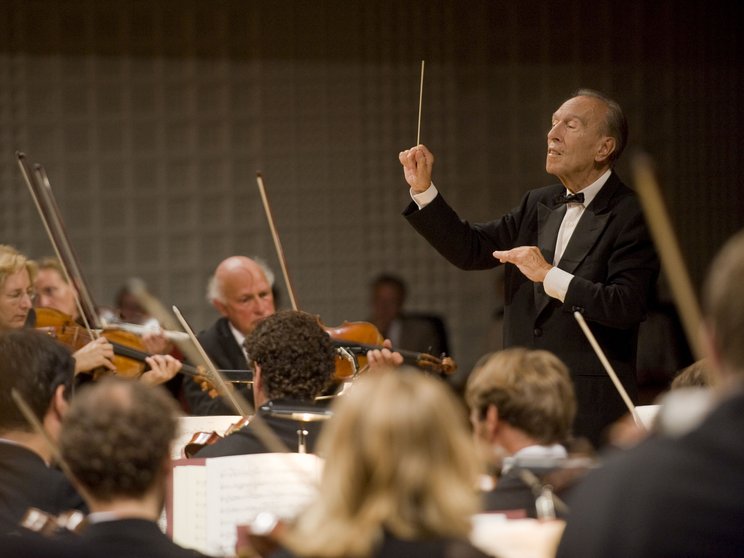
[206,257,275,303]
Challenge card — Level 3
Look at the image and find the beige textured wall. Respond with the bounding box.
[1,1,742,372]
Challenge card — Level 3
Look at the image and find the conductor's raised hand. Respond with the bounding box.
[492,246,553,283]
[399,144,435,194]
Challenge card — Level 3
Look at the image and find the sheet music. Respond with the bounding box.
[169,452,323,556]
[171,463,209,552]
[205,453,322,556]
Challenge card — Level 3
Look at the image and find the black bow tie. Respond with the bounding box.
[554,192,585,206]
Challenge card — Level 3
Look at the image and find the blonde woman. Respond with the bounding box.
[272,368,491,558]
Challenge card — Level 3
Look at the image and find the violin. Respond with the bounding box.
[324,320,457,380]
[256,174,457,382]
[33,306,250,394]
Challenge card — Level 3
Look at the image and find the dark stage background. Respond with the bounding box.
[1,0,742,373]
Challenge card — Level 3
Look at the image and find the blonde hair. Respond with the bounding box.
[283,369,482,557]
[0,245,36,289]
[35,256,68,282]
[465,348,576,444]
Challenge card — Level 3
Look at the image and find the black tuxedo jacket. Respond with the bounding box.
[557,392,744,557]
[405,173,659,444]
[184,317,250,416]
[0,443,85,535]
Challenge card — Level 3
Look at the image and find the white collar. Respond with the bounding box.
[567,168,611,207]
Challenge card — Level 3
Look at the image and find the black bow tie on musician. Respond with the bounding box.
[553,192,585,205]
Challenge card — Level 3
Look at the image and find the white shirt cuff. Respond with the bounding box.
[543,267,573,303]
[411,183,439,209]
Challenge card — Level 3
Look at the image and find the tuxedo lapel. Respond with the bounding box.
[556,174,620,274]
[535,202,566,318]
[557,209,610,274]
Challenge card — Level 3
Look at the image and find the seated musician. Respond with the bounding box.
[555,231,744,557]
[195,310,335,457]
[269,369,490,558]
[465,348,577,518]
[57,379,208,557]
[30,255,181,384]
[0,330,85,535]
[184,255,276,416]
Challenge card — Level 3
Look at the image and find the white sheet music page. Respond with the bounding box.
[171,463,209,552]
[204,453,323,556]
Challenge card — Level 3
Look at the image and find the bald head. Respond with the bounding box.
[208,256,276,336]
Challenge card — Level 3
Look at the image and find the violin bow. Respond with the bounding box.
[632,153,705,360]
[171,305,291,454]
[573,312,645,429]
[16,153,99,337]
[256,172,299,311]
[128,278,289,453]
[10,388,93,503]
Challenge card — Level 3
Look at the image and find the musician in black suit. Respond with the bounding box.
[59,379,207,558]
[196,310,336,457]
[556,229,744,557]
[465,348,576,518]
[184,256,276,415]
[399,89,659,446]
[0,330,85,535]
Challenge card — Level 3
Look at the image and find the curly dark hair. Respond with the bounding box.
[59,379,179,501]
[0,330,74,432]
[245,310,336,400]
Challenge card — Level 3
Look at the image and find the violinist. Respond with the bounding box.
[0,244,37,334]
[184,255,276,416]
[32,256,181,385]
[465,348,577,518]
[0,329,85,535]
[55,379,208,558]
[194,310,335,458]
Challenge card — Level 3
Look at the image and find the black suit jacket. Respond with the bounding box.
[556,392,744,558]
[184,317,251,416]
[195,399,324,457]
[0,443,85,535]
[405,173,659,444]
[79,518,208,558]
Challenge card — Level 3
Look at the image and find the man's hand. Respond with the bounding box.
[492,246,553,283]
[366,339,404,369]
[73,337,115,374]
[399,144,435,194]
[140,354,183,385]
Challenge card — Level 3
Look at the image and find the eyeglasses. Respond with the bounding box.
[2,289,36,305]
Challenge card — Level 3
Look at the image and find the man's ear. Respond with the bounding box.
[484,404,500,441]
[211,298,228,317]
[595,136,616,164]
[51,385,69,421]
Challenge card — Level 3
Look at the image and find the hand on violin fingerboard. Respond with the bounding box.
[366,339,404,370]
[140,354,183,386]
[73,337,115,374]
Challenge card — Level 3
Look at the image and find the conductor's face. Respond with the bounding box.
[546,95,613,191]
